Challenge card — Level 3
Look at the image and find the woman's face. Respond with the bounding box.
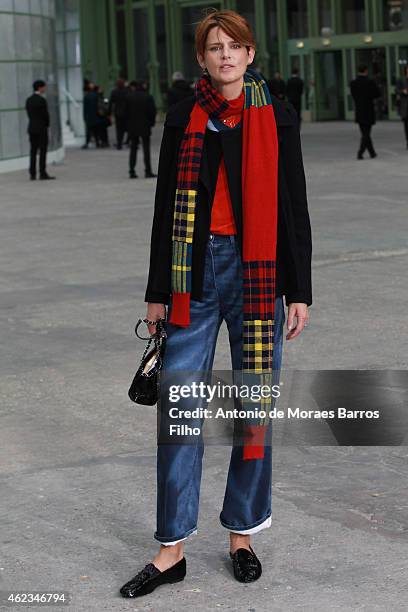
[197,27,255,87]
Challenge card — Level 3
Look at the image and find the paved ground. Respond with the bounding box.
[0,120,407,611]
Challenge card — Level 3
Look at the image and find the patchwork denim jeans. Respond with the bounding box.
[155,234,285,544]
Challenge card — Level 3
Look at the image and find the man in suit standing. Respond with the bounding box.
[350,64,381,160]
[25,80,55,180]
[125,80,157,179]
[286,67,304,127]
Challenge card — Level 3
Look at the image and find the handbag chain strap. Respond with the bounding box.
[135,318,167,360]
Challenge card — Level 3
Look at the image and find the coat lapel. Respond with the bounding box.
[198,140,212,194]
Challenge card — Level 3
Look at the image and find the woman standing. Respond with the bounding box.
[120,9,312,598]
[396,65,408,149]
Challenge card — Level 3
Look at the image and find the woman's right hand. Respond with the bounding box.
[146,303,166,335]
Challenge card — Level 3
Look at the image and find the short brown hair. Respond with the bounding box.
[195,9,256,58]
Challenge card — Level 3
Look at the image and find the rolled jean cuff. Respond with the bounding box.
[154,527,198,546]
[220,513,271,535]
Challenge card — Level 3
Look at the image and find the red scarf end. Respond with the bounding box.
[242,425,266,460]
[169,292,191,327]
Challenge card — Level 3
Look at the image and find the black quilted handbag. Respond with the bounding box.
[128,318,167,405]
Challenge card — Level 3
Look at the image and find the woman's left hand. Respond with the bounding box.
[286,303,309,340]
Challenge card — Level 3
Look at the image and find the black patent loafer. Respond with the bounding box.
[120,557,186,598]
[230,546,262,583]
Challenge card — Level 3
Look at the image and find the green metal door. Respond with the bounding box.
[344,47,355,121]
[315,49,345,120]
[179,0,222,81]
[355,47,388,119]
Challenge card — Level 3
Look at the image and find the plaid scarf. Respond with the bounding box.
[169,68,279,460]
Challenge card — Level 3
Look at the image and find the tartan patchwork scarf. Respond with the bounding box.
[169,67,279,460]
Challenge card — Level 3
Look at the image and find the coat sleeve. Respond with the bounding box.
[44,98,50,128]
[148,95,157,127]
[281,103,312,306]
[144,123,178,304]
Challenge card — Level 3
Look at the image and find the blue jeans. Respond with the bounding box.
[155,234,285,544]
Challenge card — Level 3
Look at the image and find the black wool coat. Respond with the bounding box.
[144,94,312,307]
[125,90,157,137]
[25,94,50,134]
[350,75,381,126]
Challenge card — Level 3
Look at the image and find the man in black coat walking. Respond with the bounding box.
[286,67,304,127]
[350,64,381,159]
[25,80,55,180]
[125,81,157,179]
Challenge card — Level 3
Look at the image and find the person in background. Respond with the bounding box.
[267,71,286,100]
[25,80,55,180]
[109,78,129,149]
[396,64,408,149]
[82,83,101,149]
[350,64,381,160]
[125,80,157,179]
[286,67,304,127]
[96,86,111,148]
[167,71,193,108]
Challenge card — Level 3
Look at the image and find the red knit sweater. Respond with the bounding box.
[209,97,243,235]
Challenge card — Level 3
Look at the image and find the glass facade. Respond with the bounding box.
[340,0,366,34]
[103,0,408,122]
[266,0,278,75]
[287,0,308,38]
[132,6,149,81]
[56,0,83,138]
[0,0,61,164]
[236,0,255,34]
[3,0,406,163]
[318,0,332,33]
[180,4,222,82]
[382,0,408,30]
[155,4,167,94]
[115,7,127,78]
[315,50,345,119]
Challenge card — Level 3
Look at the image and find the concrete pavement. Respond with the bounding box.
[0,120,407,611]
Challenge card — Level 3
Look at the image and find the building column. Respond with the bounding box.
[276,0,289,78]
[364,0,371,31]
[147,0,164,108]
[333,0,343,34]
[79,0,111,91]
[307,0,319,38]
[124,0,136,80]
[167,0,182,82]
[254,0,270,75]
[108,0,120,83]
